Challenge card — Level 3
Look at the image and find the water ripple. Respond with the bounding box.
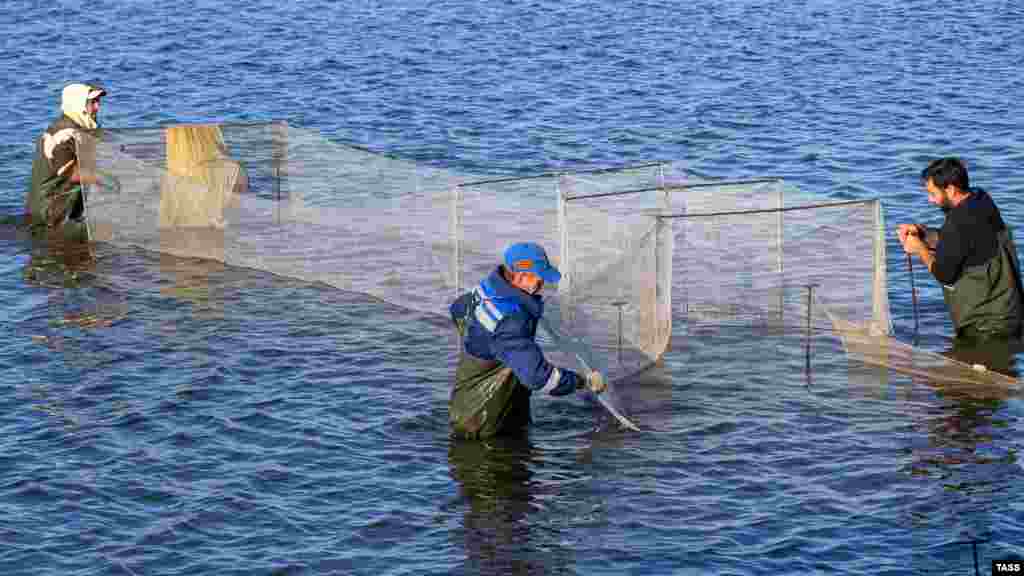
[3,1,1024,574]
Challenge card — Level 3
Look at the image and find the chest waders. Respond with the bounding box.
[26,138,88,243]
[449,299,532,440]
[943,229,1023,340]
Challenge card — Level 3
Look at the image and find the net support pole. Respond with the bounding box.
[973,540,980,576]
[950,539,987,576]
[272,121,288,226]
[908,253,919,338]
[452,185,463,295]
[777,182,785,323]
[872,199,892,335]
[557,174,573,326]
[612,300,627,366]
[657,173,672,350]
[805,283,817,379]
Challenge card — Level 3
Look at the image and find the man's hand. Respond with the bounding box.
[898,223,927,255]
[898,223,925,244]
[898,222,938,272]
[586,370,607,394]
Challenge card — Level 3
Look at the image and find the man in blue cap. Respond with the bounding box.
[448,242,606,439]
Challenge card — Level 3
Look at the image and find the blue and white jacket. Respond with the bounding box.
[450,266,582,396]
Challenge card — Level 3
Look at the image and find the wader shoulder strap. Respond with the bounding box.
[1000,229,1024,332]
[472,280,520,333]
[1000,229,1024,299]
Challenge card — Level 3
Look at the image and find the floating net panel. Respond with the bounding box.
[828,315,1019,390]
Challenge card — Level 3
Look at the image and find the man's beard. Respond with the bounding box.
[940,199,953,214]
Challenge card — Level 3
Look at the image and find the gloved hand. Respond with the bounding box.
[586,370,606,394]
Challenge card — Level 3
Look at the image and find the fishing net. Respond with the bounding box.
[557,165,676,380]
[82,122,597,377]
[662,180,1018,387]
[86,122,459,308]
[668,188,890,335]
[78,120,1018,394]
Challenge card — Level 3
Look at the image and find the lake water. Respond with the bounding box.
[2,1,1023,574]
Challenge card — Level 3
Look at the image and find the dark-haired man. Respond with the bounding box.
[898,157,1023,341]
[448,242,606,439]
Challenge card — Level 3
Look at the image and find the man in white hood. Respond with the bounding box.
[25,83,106,239]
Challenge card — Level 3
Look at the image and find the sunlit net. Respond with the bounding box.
[78,121,1018,389]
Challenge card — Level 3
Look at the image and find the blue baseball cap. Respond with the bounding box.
[504,242,561,284]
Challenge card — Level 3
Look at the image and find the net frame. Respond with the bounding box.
[77,121,1017,388]
[659,195,892,337]
[83,122,676,379]
[558,166,675,379]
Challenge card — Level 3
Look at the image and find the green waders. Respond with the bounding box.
[942,229,1023,340]
[26,137,89,243]
[449,315,532,440]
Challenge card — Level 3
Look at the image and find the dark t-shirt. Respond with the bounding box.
[933,189,1006,286]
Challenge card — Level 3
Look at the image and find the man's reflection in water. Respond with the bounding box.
[14,236,128,430]
[21,244,132,377]
[909,340,1023,570]
[916,334,1022,479]
[21,239,114,354]
[448,436,573,576]
[22,235,96,283]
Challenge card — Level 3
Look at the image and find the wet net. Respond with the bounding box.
[658,179,1017,388]
[666,186,891,336]
[82,122,594,376]
[77,121,1018,392]
[557,164,676,380]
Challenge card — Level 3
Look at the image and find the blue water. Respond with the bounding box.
[2,1,1024,574]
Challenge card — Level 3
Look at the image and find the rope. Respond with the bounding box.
[658,198,877,219]
[564,177,783,202]
[458,161,666,189]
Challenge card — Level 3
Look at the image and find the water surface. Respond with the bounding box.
[2,1,1023,573]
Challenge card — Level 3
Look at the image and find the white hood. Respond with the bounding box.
[61,83,105,130]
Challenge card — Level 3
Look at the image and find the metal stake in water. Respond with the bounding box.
[951,538,988,576]
[908,253,919,342]
[273,164,281,225]
[612,300,627,366]
[805,284,818,382]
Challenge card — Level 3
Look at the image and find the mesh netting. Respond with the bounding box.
[668,194,891,336]
[828,315,1018,389]
[559,167,674,380]
[76,120,1018,392]
[83,122,597,376]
